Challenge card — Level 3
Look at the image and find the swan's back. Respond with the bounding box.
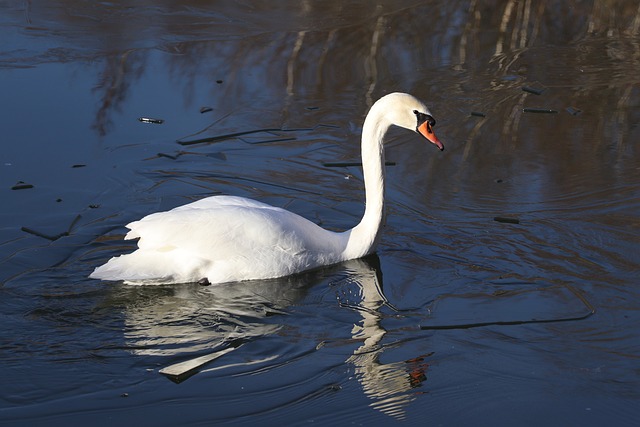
[90,196,348,284]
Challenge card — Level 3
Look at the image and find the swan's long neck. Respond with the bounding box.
[344,104,391,259]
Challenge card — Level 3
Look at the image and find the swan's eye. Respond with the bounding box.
[414,111,436,127]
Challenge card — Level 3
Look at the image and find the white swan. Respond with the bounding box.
[90,93,444,285]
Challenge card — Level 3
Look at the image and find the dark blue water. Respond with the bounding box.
[1,1,639,425]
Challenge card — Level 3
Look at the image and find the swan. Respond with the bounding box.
[90,92,444,285]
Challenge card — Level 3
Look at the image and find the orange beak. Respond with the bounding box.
[417,121,444,151]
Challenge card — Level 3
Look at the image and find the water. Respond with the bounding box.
[1,1,639,425]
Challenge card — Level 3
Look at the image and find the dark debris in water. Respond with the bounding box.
[419,283,595,331]
[494,216,520,224]
[242,136,296,145]
[198,277,211,286]
[177,124,340,146]
[157,152,179,160]
[470,111,486,117]
[566,106,582,116]
[523,108,558,114]
[11,181,34,190]
[21,214,82,241]
[200,106,213,114]
[159,341,244,383]
[148,151,227,161]
[21,226,68,241]
[178,128,285,146]
[522,85,546,95]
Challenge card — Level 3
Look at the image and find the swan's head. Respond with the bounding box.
[379,92,444,151]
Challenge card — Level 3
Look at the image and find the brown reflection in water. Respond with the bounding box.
[36,1,632,150]
[7,1,637,254]
[25,2,640,136]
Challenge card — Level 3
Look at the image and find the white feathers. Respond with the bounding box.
[91,196,349,284]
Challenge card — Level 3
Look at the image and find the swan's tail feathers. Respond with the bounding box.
[89,251,191,285]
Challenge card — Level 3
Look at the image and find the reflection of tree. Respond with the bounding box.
[457,0,640,147]
[92,49,147,136]
[18,0,631,156]
[68,0,640,161]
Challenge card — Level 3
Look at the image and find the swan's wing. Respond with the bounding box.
[128,195,344,263]
[126,197,299,254]
[125,195,289,246]
[169,195,278,212]
[92,196,345,284]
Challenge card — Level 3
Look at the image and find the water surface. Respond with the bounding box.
[1,1,639,425]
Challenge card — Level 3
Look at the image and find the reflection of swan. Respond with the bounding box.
[90,93,443,285]
[119,276,309,358]
[120,255,430,414]
[337,256,430,420]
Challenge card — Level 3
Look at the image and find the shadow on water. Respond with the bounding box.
[1,1,640,426]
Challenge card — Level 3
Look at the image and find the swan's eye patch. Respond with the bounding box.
[413,110,436,127]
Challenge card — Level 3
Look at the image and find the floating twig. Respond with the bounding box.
[21,227,67,241]
[177,124,339,146]
[470,111,486,117]
[419,284,595,331]
[177,127,313,146]
[523,108,558,114]
[241,137,297,145]
[20,214,83,241]
[11,181,33,190]
[522,86,545,95]
[159,341,245,383]
[178,128,283,146]
[494,216,520,224]
[138,117,164,124]
[68,214,82,232]
[566,106,582,116]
